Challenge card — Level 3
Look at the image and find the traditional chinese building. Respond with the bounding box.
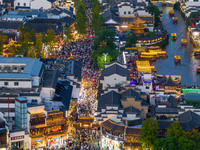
[101,119,141,150]
[129,12,147,35]
[27,106,68,149]
[73,117,99,130]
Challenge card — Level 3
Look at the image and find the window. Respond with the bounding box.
[194,0,198,2]
[14,82,19,86]
[128,11,131,14]
[4,82,8,86]
[124,11,126,15]
[146,86,149,89]
[24,3,26,6]
[18,2,20,6]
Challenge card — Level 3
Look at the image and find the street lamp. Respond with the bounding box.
[61,22,66,40]
[103,53,108,63]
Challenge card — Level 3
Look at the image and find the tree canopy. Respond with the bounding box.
[125,33,137,47]
[92,29,118,68]
[154,121,200,150]
[76,1,87,35]
[91,0,103,34]
[0,33,7,54]
[138,117,159,149]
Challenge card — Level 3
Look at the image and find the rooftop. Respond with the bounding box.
[0,57,43,79]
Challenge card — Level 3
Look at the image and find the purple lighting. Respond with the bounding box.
[129,80,136,86]
[142,76,153,83]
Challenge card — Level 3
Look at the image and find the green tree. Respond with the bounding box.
[0,33,7,54]
[18,25,29,44]
[97,55,112,68]
[154,136,177,150]
[126,34,137,47]
[65,27,74,42]
[178,137,198,150]
[46,29,57,54]
[173,2,180,10]
[35,33,43,58]
[167,121,183,140]
[91,0,103,34]
[146,32,156,37]
[76,1,87,35]
[29,29,36,45]
[73,0,80,8]
[92,29,118,68]
[147,5,161,27]
[138,118,159,149]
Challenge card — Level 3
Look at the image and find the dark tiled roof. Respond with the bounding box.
[19,92,40,96]
[155,108,179,114]
[25,22,59,34]
[124,106,140,114]
[0,21,23,30]
[100,63,129,80]
[42,69,59,88]
[101,119,125,134]
[3,0,14,2]
[179,111,200,130]
[97,90,121,111]
[27,16,75,27]
[163,75,178,86]
[153,75,167,85]
[101,9,120,24]
[118,2,133,8]
[48,7,74,17]
[168,96,178,108]
[121,89,145,100]
[126,127,140,135]
[127,119,144,126]
[101,119,141,135]
[157,120,173,129]
[66,59,82,82]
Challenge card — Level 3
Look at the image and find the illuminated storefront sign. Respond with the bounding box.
[11,135,24,140]
[53,137,60,140]
[35,139,42,142]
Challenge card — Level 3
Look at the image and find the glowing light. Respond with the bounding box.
[121,25,128,28]
[193,31,199,36]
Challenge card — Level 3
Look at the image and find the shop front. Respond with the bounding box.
[32,135,67,149]
[101,135,123,150]
[9,130,31,150]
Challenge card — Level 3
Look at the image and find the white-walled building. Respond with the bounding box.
[14,0,53,10]
[99,62,130,90]
[8,130,31,150]
[136,73,153,93]
[96,86,149,123]
[0,56,43,89]
[30,0,52,10]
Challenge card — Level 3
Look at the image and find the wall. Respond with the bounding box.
[40,87,55,101]
[100,74,128,90]
[119,6,134,17]
[0,81,32,88]
[9,130,31,150]
[14,0,31,8]
[31,0,52,10]
[32,76,40,87]
[71,85,80,99]
[24,96,41,104]
[185,1,200,8]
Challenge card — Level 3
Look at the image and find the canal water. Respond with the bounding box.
[152,5,200,85]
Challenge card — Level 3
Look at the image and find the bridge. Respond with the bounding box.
[182,89,200,94]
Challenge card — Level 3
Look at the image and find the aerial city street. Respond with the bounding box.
[0,0,200,149]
